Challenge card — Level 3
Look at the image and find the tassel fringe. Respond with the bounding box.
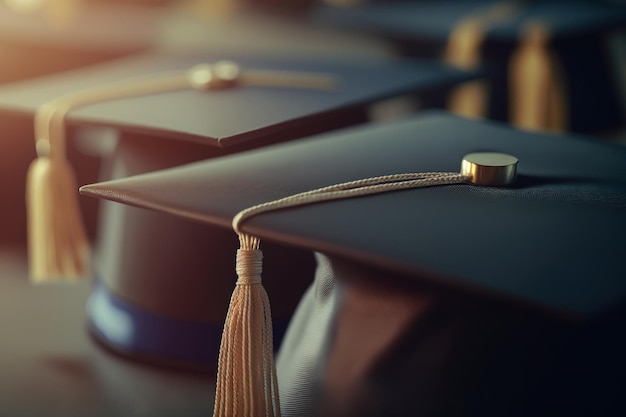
[26,156,89,283]
[213,236,280,417]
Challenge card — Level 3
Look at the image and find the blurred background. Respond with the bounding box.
[0,0,624,415]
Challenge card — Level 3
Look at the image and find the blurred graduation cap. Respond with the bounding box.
[314,0,626,134]
[81,111,626,416]
[0,53,477,368]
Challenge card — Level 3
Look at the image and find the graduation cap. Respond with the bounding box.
[0,1,156,246]
[2,53,473,281]
[3,53,477,368]
[314,0,626,133]
[80,112,626,415]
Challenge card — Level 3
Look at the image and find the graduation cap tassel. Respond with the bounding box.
[27,99,90,282]
[26,61,335,282]
[214,172,472,416]
[445,18,488,119]
[510,23,568,132]
[213,234,280,417]
[445,1,524,119]
[26,73,189,282]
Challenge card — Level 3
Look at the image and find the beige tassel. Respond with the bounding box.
[510,23,568,132]
[213,234,280,417]
[27,100,89,282]
[26,155,89,282]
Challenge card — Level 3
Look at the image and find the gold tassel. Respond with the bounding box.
[445,18,489,119]
[213,234,280,417]
[445,2,531,120]
[27,101,89,282]
[510,22,568,132]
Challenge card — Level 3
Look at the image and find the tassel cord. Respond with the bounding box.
[240,71,335,91]
[33,66,335,160]
[34,72,191,159]
[233,172,470,235]
[214,246,279,417]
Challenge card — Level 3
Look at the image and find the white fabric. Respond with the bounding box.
[276,253,342,417]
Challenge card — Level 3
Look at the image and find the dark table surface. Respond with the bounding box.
[0,246,215,417]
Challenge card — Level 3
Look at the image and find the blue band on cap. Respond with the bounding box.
[87,278,289,366]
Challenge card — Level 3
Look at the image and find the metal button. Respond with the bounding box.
[188,61,241,91]
[461,152,518,186]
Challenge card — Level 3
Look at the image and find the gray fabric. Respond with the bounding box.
[276,256,626,416]
[276,253,341,417]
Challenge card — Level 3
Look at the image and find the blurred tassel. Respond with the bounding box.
[26,156,89,282]
[445,18,488,119]
[510,23,568,132]
[213,234,280,417]
[446,1,528,120]
[27,100,89,282]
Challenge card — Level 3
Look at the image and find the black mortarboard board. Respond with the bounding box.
[81,111,626,415]
[315,0,626,133]
[0,53,475,146]
[80,110,626,318]
[3,53,477,369]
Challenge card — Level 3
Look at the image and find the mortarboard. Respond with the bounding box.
[80,111,626,416]
[314,0,626,134]
[3,53,478,369]
[0,53,475,147]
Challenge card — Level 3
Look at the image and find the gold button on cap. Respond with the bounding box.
[188,61,241,91]
[461,152,518,186]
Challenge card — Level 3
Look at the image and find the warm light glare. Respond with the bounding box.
[5,0,81,28]
[5,0,45,14]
